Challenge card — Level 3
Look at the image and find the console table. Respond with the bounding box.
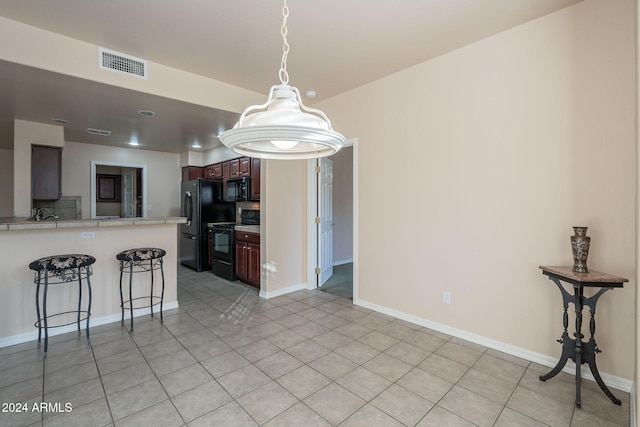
[538,266,627,408]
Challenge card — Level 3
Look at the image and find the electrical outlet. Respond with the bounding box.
[147,204,153,211]
[443,291,451,304]
[81,231,95,239]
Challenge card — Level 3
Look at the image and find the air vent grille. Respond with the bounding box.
[98,48,147,79]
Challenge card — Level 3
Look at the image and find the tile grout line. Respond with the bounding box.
[87,338,117,426]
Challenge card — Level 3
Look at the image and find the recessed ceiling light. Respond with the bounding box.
[138,109,155,117]
[52,118,69,125]
[128,141,140,146]
[192,143,202,148]
[305,90,317,99]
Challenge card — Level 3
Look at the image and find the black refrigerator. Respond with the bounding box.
[180,179,235,271]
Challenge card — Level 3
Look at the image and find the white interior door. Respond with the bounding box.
[318,157,334,285]
[121,168,135,218]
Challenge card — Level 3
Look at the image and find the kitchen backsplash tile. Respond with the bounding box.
[33,196,81,220]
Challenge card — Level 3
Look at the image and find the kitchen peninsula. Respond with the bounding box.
[0,216,185,348]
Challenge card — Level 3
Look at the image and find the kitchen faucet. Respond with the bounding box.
[32,208,59,221]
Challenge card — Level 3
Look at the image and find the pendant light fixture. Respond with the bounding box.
[219,0,345,160]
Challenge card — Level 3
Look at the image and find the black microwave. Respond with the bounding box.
[226,177,250,202]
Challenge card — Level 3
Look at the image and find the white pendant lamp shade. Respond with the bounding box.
[219,0,345,160]
[220,84,345,160]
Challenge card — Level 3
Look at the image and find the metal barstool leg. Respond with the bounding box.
[35,270,42,347]
[160,257,165,323]
[77,269,82,335]
[150,258,154,318]
[43,271,49,355]
[119,261,125,325]
[86,265,92,343]
[129,261,134,332]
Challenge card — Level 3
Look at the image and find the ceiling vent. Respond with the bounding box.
[87,128,111,136]
[98,48,147,79]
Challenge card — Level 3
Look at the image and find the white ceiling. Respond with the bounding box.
[0,0,581,153]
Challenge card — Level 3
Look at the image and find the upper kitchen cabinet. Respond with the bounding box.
[182,166,203,181]
[32,145,62,200]
[239,157,251,177]
[228,157,251,179]
[250,158,260,201]
[204,163,223,180]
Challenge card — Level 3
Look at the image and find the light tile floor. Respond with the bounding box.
[0,265,631,426]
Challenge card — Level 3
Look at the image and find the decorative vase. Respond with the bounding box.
[571,226,590,273]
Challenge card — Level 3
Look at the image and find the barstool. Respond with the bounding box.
[28,254,95,354]
[116,247,166,332]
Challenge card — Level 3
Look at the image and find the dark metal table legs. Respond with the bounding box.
[539,277,620,407]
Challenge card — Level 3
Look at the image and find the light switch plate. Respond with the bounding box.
[81,231,95,239]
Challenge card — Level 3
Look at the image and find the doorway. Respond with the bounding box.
[309,140,356,300]
[90,160,147,219]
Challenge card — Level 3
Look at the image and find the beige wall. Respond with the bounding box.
[0,149,13,216]
[331,146,354,264]
[317,0,636,381]
[635,0,639,417]
[63,141,181,219]
[261,159,308,295]
[203,146,242,166]
[0,224,178,342]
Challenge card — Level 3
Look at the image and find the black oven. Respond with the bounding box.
[210,209,260,282]
[210,223,236,280]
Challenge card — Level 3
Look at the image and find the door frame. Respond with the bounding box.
[306,137,358,302]
[90,160,147,219]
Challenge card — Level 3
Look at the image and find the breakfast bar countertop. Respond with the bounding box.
[0,216,187,231]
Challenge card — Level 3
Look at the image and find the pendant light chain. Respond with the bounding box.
[219,0,345,159]
[279,0,290,85]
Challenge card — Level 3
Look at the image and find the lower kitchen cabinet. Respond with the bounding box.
[235,231,260,288]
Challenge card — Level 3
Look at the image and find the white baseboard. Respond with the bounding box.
[0,301,179,349]
[333,259,353,266]
[356,298,633,393]
[631,382,637,427]
[260,283,307,299]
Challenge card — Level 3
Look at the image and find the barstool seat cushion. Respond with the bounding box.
[116,248,166,262]
[29,254,96,272]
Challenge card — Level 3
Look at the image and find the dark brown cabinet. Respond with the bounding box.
[227,157,251,179]
[204,164,223,180]
[222,161,230,180]
[228,159,240,179]
[250,158,260,201]
[198,157,260,201]
[182,166,203,181]
[235,231,260,288]
[239,157,251,177]
[32,145,62,200]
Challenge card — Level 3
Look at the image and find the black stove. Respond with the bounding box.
[210,210,259,280]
